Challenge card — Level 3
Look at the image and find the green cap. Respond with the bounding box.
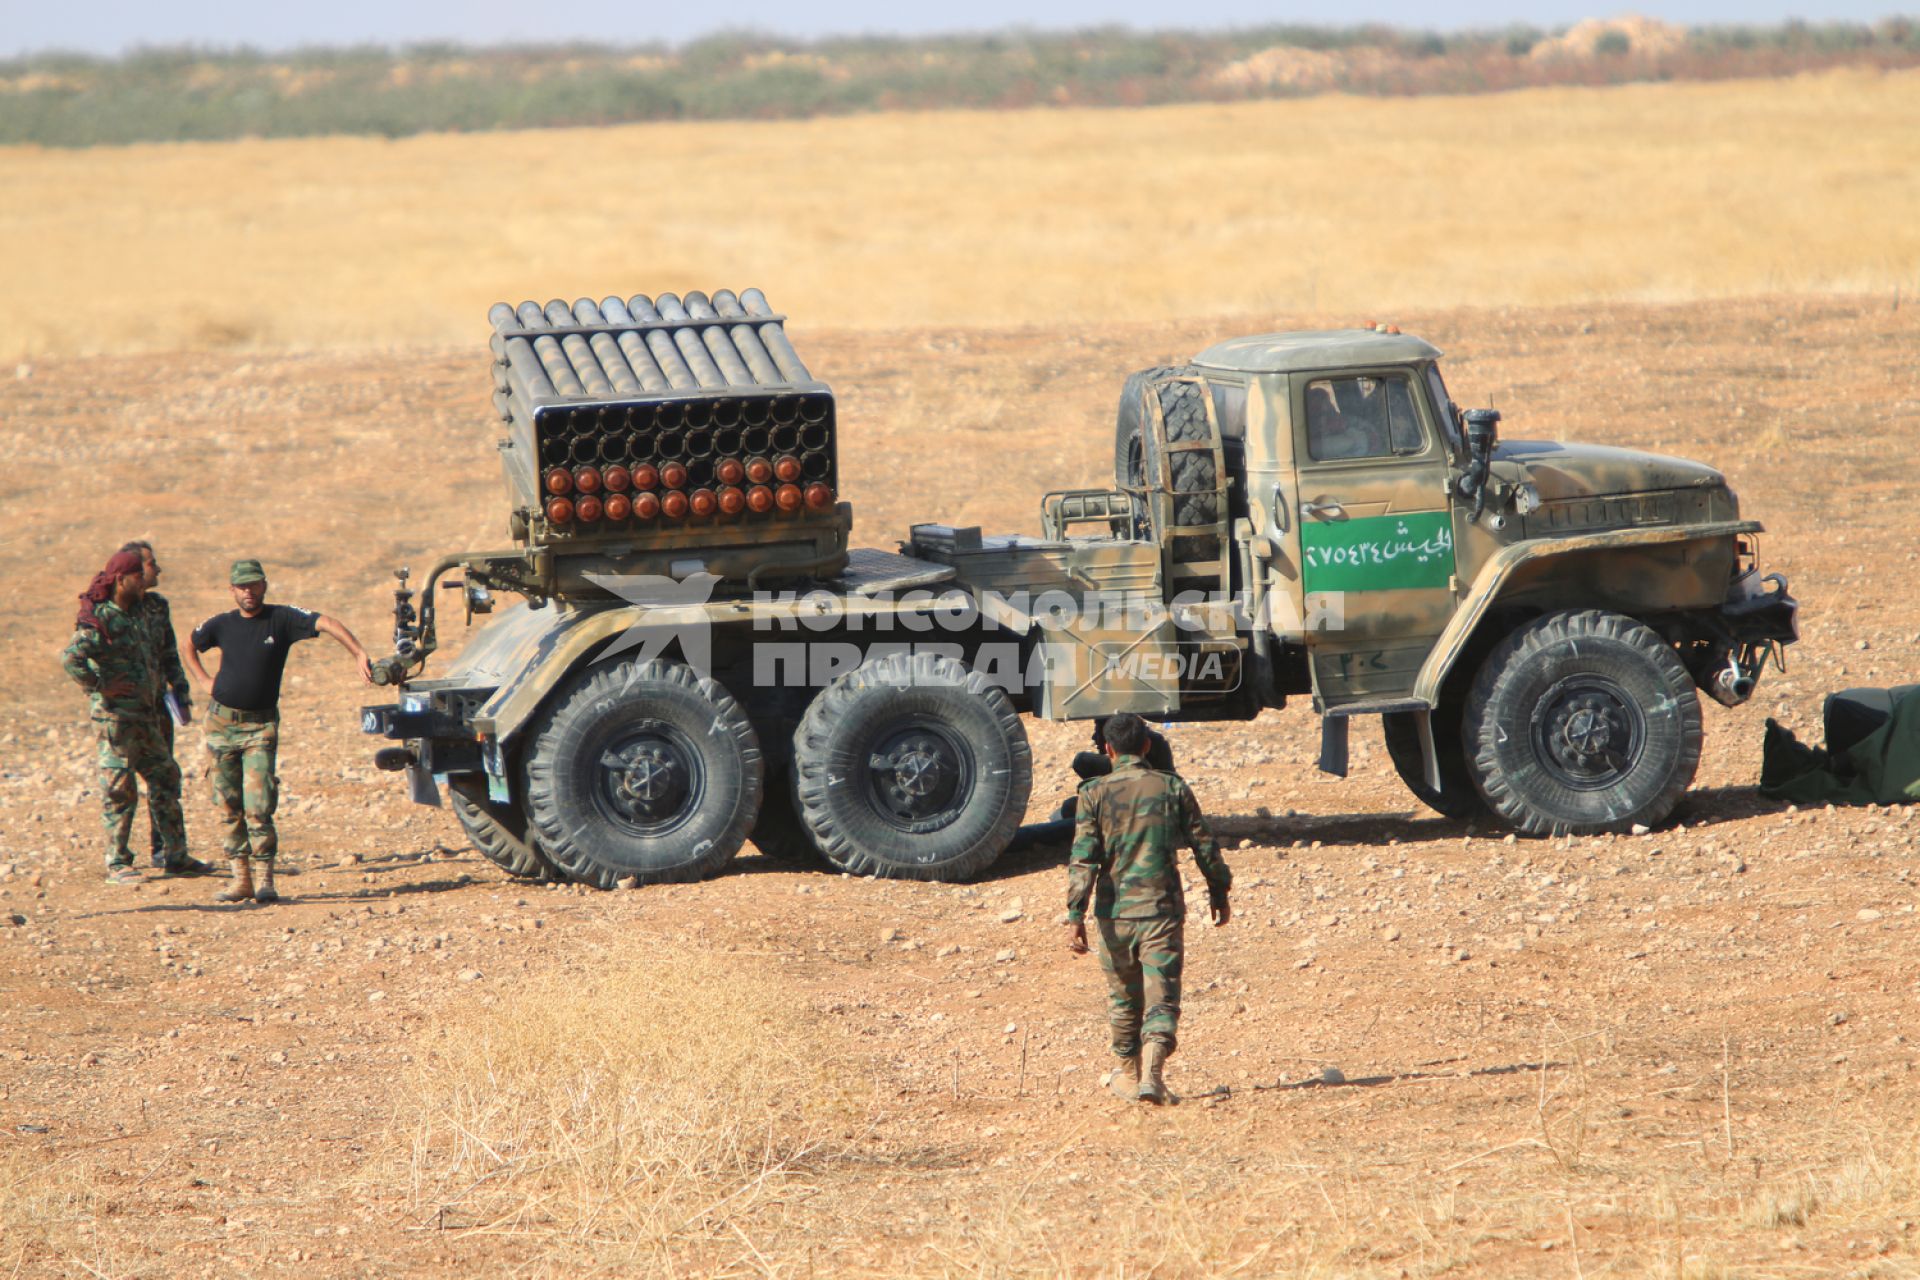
[229,559,266,586]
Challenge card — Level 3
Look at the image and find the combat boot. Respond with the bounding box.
[1137,1041,1171,1106]
[215,858,254,903]
[251,860,278,905]
[1107,1054,1141,1100]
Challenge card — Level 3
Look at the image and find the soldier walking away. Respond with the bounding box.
[121,540,215,875]
[61,550,193,885]
[185,559,373,904]
[1064,712,1231,1105]
[1057,716,1178,822]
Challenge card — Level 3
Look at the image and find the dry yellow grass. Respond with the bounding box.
[0,1143,105,1276]
[386,938,1920,1277]
[892,1037,1920,1279]
[2,68,1916,357]
[393,938,868,1271]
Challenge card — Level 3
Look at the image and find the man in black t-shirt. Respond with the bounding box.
[186,559,373,904]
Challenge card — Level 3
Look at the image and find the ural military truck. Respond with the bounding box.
[361,290,1798,886]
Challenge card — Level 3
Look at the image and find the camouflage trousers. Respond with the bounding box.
[1095,916,1185,1059]
[95,713,186,871]
[205,711,280,862]
[147,714,175,865]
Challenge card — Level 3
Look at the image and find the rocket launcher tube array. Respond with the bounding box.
[490,288,837,536]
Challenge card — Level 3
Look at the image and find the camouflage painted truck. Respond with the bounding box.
[360,290,1798,886]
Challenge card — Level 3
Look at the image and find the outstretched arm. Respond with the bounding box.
[315,614,374,685]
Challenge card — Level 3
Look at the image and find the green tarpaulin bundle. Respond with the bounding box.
[1759,684,1920,806]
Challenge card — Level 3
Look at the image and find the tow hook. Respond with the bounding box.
[1712,653,1756,706]
[374,747,418,772]
[1707,641,1777,708]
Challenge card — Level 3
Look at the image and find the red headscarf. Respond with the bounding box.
[76,550,146,637]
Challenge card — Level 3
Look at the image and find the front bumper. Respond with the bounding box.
[1720,570,1798,645]
[360,697,485,807]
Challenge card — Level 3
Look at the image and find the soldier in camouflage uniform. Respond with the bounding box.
[120,541,215,874]
[1065,712,1231,1104]
[186,559,373,904]
[60,550,192,885]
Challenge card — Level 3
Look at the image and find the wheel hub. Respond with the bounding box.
[1533,678,1642,789]
[868,728,965,824]
[1560,701,1615,757]
[602,738,691,822]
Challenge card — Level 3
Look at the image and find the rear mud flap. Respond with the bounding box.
[408,762,443,808]
[1318,715,1350,778]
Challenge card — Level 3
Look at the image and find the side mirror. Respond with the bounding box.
[1464,407,1501,454]
[1458,409,1502,517]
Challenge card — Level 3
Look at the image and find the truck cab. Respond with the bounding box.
[920,326,1797,835]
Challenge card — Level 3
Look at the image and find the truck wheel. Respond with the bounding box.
[1115,363,1184,484]
[524,659,762,887]
[1464,610,1702,836]
[1382,710,1486,821]
[448,777,560,881]
[747,770,823,864]
[1113,366,1218,528]
[793,651,1032,881]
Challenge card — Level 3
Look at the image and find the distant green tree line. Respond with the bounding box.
[1,20,1915,147]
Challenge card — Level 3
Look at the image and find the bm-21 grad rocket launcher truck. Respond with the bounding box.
[361,290,1799,886]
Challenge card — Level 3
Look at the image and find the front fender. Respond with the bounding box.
[1412,520,1761,706]
[472,588,977,747]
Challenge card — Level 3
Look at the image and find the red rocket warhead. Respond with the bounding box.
[545,496,575,524]
[661,490,690,519]
[603,493,632,521]
[632,491,661,521]
[574,467,602,494]
[716,458,745,486]
[544,468,573,496]
[746,485,774,514]
[603,465,631,492]
[632,463,659,490]
[773,456,802,484]
[689,488,718,518]
[575,494,603,522]
[774,483,803,513]
[804,483,834,511]
[661,462,688,490]
[718,486,746,515]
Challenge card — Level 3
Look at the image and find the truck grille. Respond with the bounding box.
[1532,492,1677,534]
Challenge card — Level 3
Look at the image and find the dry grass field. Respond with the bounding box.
[4,68,1920,1279]
[2,68,1918,357]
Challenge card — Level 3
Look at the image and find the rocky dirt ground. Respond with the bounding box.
[2,295,1918,1276]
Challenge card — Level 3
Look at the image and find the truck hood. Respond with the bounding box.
[1491,440,1725,501]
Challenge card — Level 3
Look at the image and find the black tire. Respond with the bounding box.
[793,651,1032,881]
[1382,709,1486,821]
[1114,366,1218,529]
[1114,364,1184,484]
[747,770,823,864]
[1464,610,1702,836]
[524,659,763,888]
[448,777,560,881]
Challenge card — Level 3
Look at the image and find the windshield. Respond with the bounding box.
[1424,362,1464,457]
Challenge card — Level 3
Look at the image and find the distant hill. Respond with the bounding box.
[3,18,1917,147]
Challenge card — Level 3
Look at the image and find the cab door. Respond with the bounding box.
[1290,367,1458,707]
